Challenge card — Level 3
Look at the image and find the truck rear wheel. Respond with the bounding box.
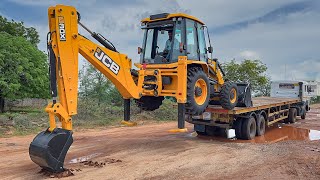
[242,116,256,140]
[288,108,297,123]
[234,119,243,139]
[301,107,306,119]
[256,115,266,136]
[220,82,238,110]
[135,96,164,111]
[186,67,210,115]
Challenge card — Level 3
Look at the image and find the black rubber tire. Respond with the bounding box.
[220,82,238,110]
[301,107,306,119]
[186,67,210,115]
[234,119,243,139]
[135,96,164,111]
[288,108,297,123]
[196,131,207,136]
[256,115,266,136]
[241,116,256,140]
[206,126,224,136]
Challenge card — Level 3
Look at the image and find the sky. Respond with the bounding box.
[0,0,319,81]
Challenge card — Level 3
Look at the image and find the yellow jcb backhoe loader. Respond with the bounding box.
[29,5,252,172]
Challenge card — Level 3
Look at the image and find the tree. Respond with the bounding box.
[79,63,123,106]
[0,32,49,112]
[222,59,270,96]
[0,16,40,46]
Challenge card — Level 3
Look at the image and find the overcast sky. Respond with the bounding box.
[0,0,319,81]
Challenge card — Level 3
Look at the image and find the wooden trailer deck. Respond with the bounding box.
[205,97,300,115]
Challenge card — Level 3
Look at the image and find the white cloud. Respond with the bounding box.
[239,50,260,60]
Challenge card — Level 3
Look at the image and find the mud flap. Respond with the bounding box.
[236,83,252,107]
[29,128,73,172]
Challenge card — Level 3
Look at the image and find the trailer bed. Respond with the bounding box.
[206,97,300,115]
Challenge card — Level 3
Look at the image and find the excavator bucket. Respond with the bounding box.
[236,83,253,107]
[29,128,73,172]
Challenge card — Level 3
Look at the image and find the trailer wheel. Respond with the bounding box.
[256,115,266,136]
[242,116,256,140]
[206,126,225,137]
[301,107,306,119]
[220,82,238,110]
[135,96,164,111]
[234,119,243,139]
[288,108,297,123]
[186,67,210,115]
[196,131,207,136]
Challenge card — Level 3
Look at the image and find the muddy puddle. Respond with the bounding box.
[69,153,102,164]
[194,125,320,143]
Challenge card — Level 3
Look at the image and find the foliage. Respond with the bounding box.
[222,59,270,96]
[0,15,40,46]
[0,32,49,100]
[79,63,123,106]
[310,96,320,104]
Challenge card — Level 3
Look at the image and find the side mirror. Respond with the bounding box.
[138,47,142,54]
[208,47,213,53]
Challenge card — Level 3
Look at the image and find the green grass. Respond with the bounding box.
[0,99,177,137]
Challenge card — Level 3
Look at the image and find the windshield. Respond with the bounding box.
[142,21,183,63]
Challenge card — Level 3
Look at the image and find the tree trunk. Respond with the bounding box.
[0,96,4,113]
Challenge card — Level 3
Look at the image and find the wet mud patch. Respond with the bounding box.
[80,158,122,168]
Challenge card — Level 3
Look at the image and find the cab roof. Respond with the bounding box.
[141,13,205,25]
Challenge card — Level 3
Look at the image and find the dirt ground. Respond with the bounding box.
[0,104,320,180]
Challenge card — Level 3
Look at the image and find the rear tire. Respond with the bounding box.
[196,131,207,136]
[242,116,256,140]
[301,107,306,119]
[234,119,243,139]
[288,108,297,123]
[220,82,238,110]
[256,115,266,136]
[186,67,210,115]
[135,96,164,111]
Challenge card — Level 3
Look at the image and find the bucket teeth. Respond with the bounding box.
[29,128,73,172]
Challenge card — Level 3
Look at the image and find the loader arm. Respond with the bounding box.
[29,5,142,172]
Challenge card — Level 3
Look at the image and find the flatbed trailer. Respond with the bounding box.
[187,97,309,140]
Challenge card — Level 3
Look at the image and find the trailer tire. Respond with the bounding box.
[186,67,210,115]
[135,96,164,111]
[234,119,243,139]
[196,131,207,136]
[256,115,266,136]
[220,82,238,110]
[242,116,256,140]
[288,108,297,123]
[206,126,225,137]
[301,107,306,119]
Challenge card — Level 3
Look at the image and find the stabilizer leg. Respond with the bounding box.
[169,103,188,133]
[121,99,137,126]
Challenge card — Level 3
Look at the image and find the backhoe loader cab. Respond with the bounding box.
[140,13,209,64]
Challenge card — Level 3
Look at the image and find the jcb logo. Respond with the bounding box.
[58,16,66,41]
[94,48,120,75]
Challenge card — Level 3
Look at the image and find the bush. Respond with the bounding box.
[311,96,320,104]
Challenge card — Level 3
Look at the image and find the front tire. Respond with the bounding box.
[135,96,164,111]
[186,67,210,115]
[220,82,238,110]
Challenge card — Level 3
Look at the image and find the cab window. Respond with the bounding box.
[186,19,199,60]
[197,23,207,61]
